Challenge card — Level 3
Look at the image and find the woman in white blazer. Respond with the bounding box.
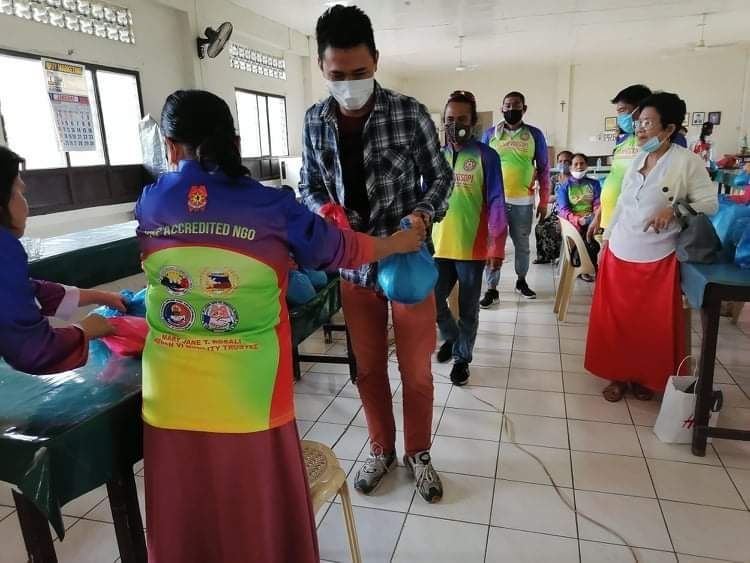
[585,92,718,402]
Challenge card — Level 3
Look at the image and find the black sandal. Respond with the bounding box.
[631,383,654,401]
[603,381,628,402]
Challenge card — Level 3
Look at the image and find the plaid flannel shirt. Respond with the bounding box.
[299,82,454,288]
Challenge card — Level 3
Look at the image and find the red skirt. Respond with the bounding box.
[144,420,319,563]
[584,248,686,392]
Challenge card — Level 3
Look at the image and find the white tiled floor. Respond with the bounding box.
[1,261,749,562]
[304,261,750,563]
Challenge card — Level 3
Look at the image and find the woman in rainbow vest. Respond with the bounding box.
[433,90,507,386]
[136,90,424,563]
[556,152,602,281]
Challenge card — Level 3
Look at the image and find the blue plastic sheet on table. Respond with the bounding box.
[0,344,142,538]
[377,218,438,305]
[92,288,147,318]
[736,224,750,269]
[731,217,750,246]
[287,270,317,306]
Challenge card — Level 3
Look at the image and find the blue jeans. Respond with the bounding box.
[485,203,533,289]
[435,259,486,364]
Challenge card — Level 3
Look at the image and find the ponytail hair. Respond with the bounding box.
[161,90,249,179]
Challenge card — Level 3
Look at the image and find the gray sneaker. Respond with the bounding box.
[354,450,396,495]
[404,450,443,503]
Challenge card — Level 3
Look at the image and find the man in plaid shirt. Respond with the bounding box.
[300,5,453,504]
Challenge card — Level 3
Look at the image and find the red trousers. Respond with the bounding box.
[341,281,436,456]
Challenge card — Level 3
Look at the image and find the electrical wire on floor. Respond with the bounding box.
[433,371,642,563]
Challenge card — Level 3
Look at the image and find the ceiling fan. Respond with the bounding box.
[455,35,479,72]
[661,13,739,58]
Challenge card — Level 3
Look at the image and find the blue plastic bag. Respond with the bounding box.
[287,270,317,306]
[710,199,750,262]
[91,288,147,318]
[126,288,147,317]
[377,218,438,305]
[301,269,328,290]
[736,223,750,269]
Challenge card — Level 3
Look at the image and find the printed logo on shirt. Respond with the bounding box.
[200,269,239,296]
[187,185,208,212]
[161,299,195,331]
[463,158,478,172]
[520,131,530,141]
[201,301,239,333]
[159,266,191,296]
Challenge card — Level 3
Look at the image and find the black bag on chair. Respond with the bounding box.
[673,200,722,264]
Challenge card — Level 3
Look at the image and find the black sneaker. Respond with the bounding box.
[450,362,470,386]
[479,289,499,309]
[437,340,454,363]
[515,279,537,299]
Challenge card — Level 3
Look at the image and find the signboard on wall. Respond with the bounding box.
[41,58,96,152]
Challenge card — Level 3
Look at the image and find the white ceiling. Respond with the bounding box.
[235,0,750,73]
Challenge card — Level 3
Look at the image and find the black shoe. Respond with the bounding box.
[450,362,470,386]
[479,289,499,309]
[437,340,454,363]
[515,279,537,299]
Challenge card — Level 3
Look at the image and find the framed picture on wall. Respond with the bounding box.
[692,112,706,126]
[604,116,617,131]
[708,111,722,125]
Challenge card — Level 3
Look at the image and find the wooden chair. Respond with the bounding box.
[554,218,596,321]
[302,440,361,563]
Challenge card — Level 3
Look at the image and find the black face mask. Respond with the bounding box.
[445,122,472,144]
[503,109,524,125]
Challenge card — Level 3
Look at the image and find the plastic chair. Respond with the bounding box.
[302,440,362,563]
[554,218,596,321]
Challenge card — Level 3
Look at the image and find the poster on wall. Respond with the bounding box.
[41,58,96,152]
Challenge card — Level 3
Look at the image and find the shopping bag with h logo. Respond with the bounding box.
[654,357,723,444]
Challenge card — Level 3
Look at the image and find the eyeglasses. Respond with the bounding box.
[633,119,658,131]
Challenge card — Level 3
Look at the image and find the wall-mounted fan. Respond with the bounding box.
[196,22,233,59]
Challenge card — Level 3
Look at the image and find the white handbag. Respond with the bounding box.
[654,357,723,444]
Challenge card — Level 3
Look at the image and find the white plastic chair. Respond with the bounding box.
[302,440,361,563]
[554,217,596,321]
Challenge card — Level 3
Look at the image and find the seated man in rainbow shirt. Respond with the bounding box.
[433,90,507,386]
[481,91,550,305]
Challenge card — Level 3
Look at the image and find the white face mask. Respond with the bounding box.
[571,169,587,180]
[326,78,374,111]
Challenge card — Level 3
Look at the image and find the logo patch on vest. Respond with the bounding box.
[159,266,191,296]
[161,299,195,331]
[200,269,239,296]
[201,301,239,333]
[187,185,208,212]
